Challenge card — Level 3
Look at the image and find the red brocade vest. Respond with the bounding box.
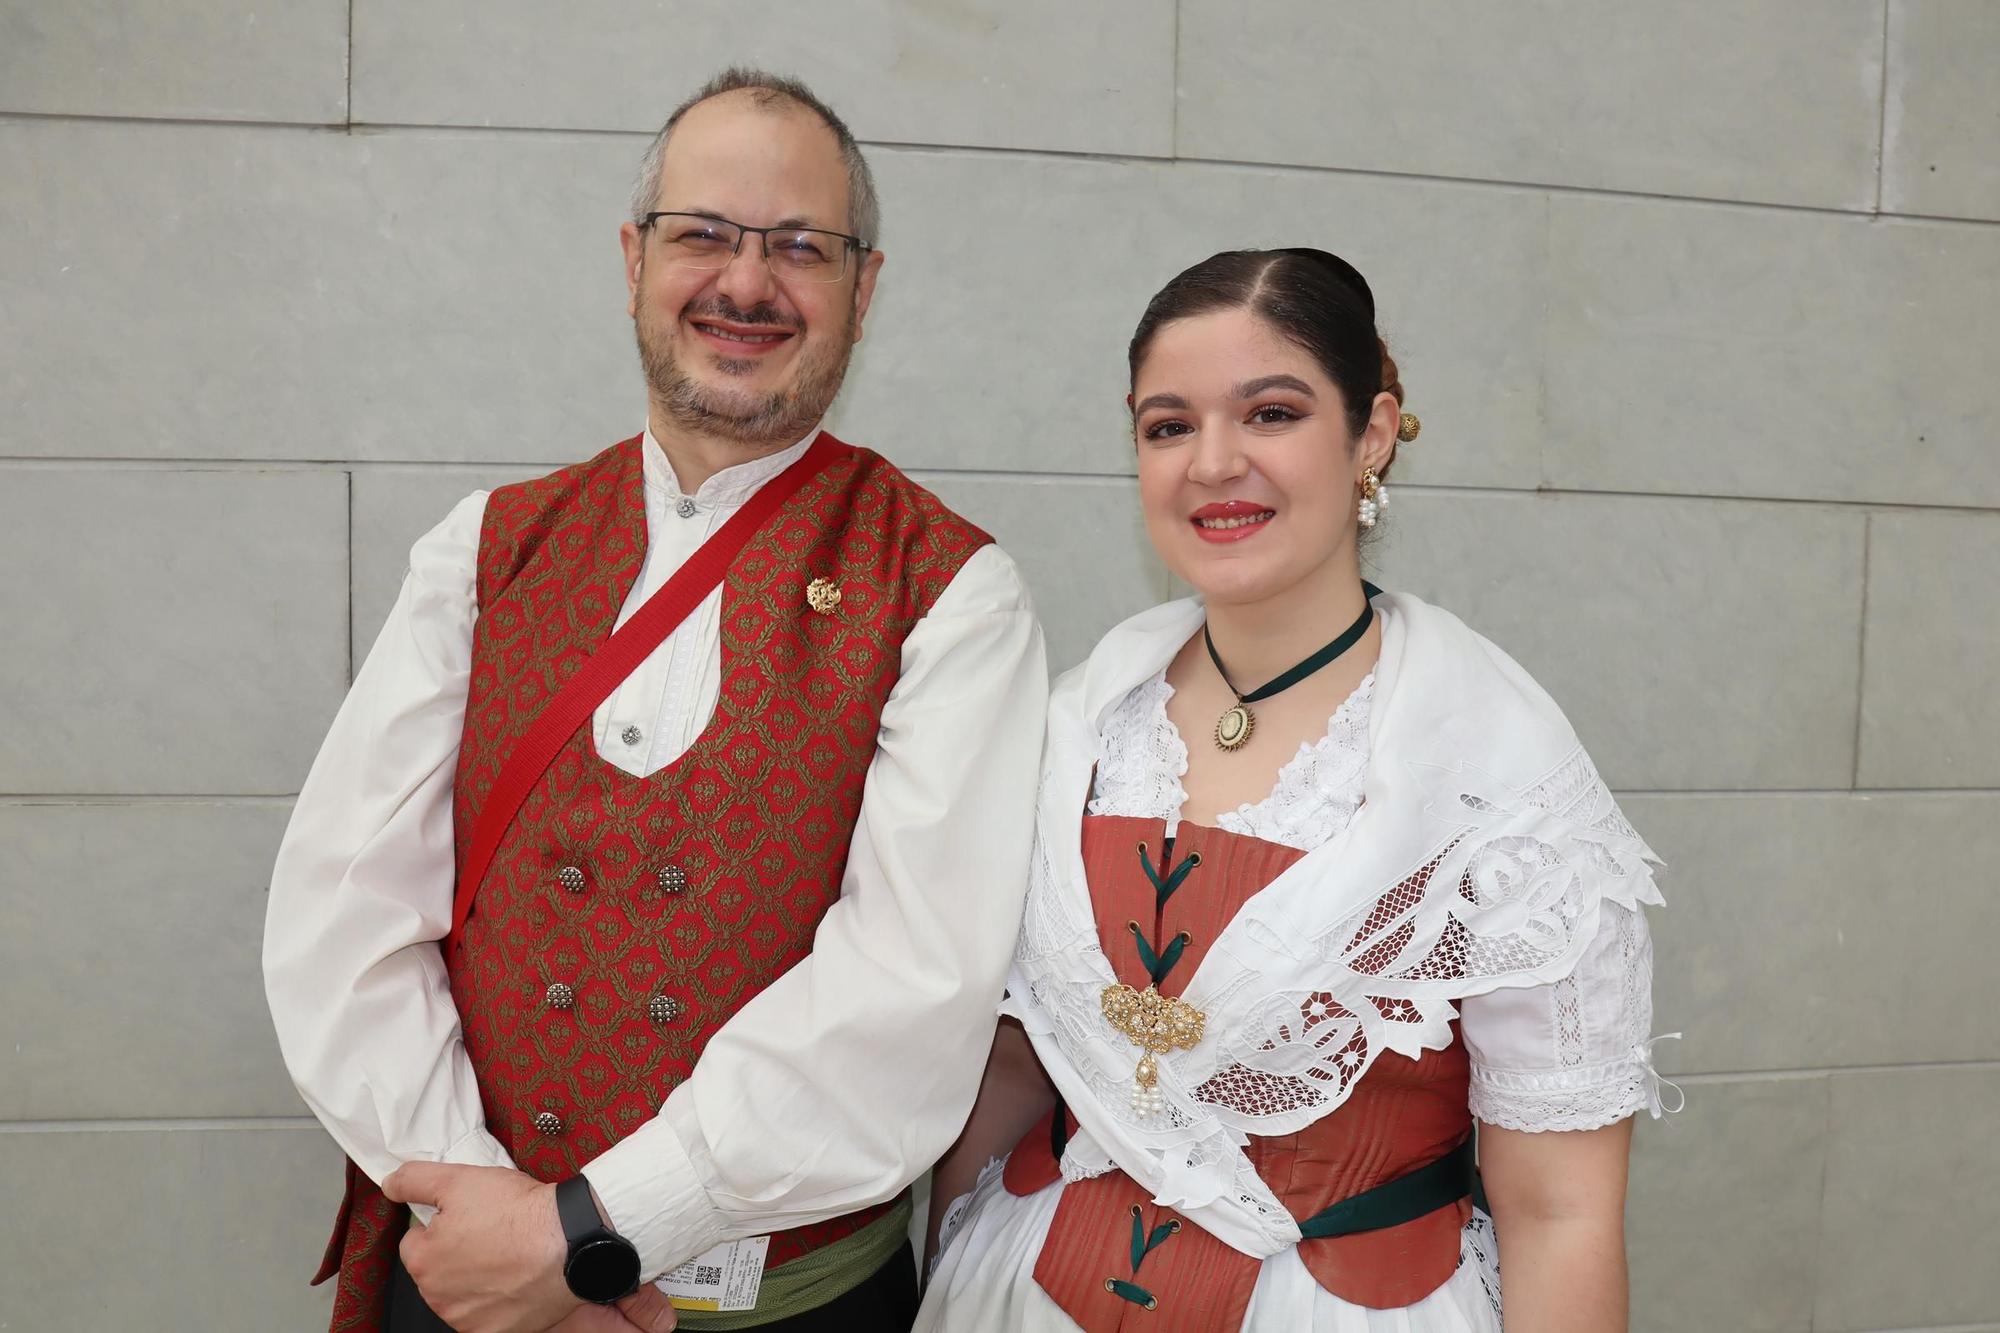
[314,434,991,1332]
[1001,815,1473,1331]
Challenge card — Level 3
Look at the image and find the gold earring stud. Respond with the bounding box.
[1397,412,1421,443]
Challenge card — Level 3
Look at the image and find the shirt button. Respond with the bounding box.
[620,724,644,747]
[656,864,689,896]
[648,994,683,1025]
[675,498,698,519]
[556,865,586,894]
[544,982,575,1010]
[533,1110,565,1136]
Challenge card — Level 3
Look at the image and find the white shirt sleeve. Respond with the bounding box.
[1462,899,1660,1133]
[262,491,516,1186]
[582,543,1049,1279]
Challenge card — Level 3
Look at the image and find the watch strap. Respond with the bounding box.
[556,1174,607,1244]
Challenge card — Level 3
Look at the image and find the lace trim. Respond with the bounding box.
[928,1155,1006,1279]
[1086,670,1374,851]
[1469,1058,1651,1133]
[1462,1211,1504,1318]
[1086,673,1189,828]
[1218,675,1372,851]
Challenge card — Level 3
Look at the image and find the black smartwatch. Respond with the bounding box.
[556,1174,642,1304]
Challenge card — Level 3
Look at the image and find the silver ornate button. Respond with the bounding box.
[533,1110,564,1136]
[656,864,689,895]
[675,498,698,519]
[544,982,575,1010]
[621,724,644,747]
[648,994,683,1025]
[556,865,586,894]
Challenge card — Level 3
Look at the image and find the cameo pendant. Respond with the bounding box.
[1214,702,1254,751]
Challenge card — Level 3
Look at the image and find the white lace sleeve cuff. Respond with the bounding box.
[1469,1049,1654,1133]
[1462,899,1680,1132]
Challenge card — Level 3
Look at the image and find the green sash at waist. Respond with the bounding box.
[672,1192,912,1330]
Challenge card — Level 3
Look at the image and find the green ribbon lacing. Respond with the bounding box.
[1100,840,1203,1308]
[1136,840,1201,909]
[1105,1205,1182,1310]
[1132,841,1201,984]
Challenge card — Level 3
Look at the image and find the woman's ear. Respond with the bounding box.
[1358,390,1401,474]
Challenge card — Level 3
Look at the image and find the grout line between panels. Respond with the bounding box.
[4,458,2000,520]
[0,1117,324,1134]
[0,109,347,132]
[5,111,2000,230]
[1852,514,1873,788]
[344,0,355,128]
[344,469,356,688]
[0,794,300,804]
[1808,1074,1833,1332]
[1872,0,1892,215]
[1533,191,1555,489]
[1672,1057,2000,1084]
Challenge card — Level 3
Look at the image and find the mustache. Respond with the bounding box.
[683,297,801,330]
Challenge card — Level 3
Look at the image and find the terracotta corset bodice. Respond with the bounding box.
[1003,814,1473,1330]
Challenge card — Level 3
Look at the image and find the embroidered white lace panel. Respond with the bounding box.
[1087,670,1373,848]
[1085,669,1654,1133]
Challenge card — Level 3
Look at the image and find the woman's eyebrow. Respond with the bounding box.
[1133,392,1190,414]
[1234,374,1315,399]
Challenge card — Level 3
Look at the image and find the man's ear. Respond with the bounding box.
[619,222,646,319]
[850,247,887,343]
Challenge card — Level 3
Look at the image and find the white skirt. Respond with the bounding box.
[917,1160,1503,1333]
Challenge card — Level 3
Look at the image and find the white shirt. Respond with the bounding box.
[263,428,1048,1280]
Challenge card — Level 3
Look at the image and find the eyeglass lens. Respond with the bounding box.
[652,215,851,283]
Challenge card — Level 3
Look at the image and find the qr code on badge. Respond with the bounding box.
[695,1265,722,1287]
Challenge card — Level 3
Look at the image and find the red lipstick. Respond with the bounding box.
[1189,500,1276,544]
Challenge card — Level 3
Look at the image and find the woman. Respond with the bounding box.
[916,249,1673,1331]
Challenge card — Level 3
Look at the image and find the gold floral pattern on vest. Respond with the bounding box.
[318,434,989,1332]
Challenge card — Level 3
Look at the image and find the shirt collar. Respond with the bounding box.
[641,423,822,511]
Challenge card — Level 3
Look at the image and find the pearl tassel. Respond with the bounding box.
[1358,470,1388,529]
[1130,1052,1165,1117]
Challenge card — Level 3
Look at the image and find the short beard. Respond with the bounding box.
[636,292,856,450]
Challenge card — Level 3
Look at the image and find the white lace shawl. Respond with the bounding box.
[1001,591,1667,1260]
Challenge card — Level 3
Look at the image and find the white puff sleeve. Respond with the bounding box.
[1461,900,1670,1132]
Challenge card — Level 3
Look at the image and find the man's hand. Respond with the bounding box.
[383,1163,678,1333]
[385,1164,571,1332]
[555,1293,679,1333]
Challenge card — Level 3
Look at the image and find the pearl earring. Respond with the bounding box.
[1358,468,1388,529]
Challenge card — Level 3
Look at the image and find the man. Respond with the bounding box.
[265,68,1046,1333]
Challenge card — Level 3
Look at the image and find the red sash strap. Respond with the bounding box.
[448,433,846,939]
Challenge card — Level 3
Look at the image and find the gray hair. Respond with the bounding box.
[628,67,881,249]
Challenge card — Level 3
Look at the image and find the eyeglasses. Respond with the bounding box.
[641,212,871,284]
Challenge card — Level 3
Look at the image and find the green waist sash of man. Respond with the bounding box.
[671,1192,913,1329]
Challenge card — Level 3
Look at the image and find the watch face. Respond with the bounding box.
[565,1235,641,1303]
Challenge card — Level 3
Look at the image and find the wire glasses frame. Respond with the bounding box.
[640,211,871,284]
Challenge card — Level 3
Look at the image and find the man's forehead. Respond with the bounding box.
[666,92,842,161]
[656,95,848,222]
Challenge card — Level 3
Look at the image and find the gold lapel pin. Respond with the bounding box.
[805,577,842,614]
